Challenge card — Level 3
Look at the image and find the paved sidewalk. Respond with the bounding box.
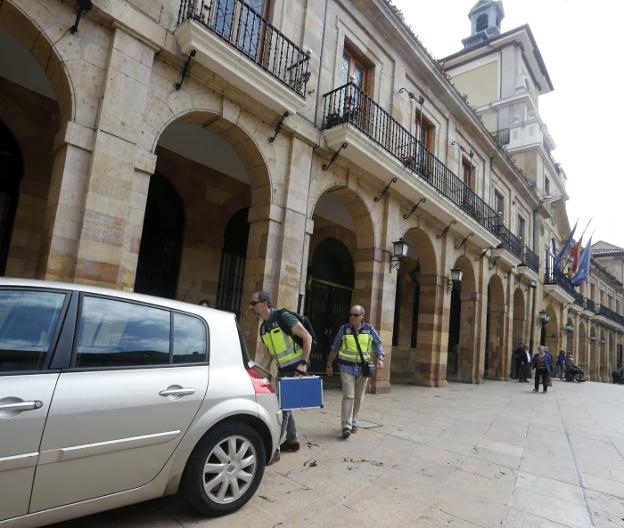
[53,379,624,528]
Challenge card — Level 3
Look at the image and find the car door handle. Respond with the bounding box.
[159,387,195,397]
[0,401,43,411]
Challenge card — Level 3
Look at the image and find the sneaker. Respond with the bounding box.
[267,450,281,465]
[342,428,351,439]
[280,441,300,452]
[532,389,538,392]
[351,425,358,434]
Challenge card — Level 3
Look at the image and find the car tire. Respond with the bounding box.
[183,421,266,516]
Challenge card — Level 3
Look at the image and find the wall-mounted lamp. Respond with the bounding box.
[399,87,425,105]
[529,279,537,289]
[389,237,409,271]
[564,322,575,333]
[70,0,93,34]
[538,309,550,324]
[447,267,464,292]
[600,338,606,344]
[451,140,474,158]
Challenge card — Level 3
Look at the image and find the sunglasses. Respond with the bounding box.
[350,313,362,317]
[249,299,263,306]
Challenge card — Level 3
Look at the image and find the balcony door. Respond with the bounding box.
[212,0,268,59]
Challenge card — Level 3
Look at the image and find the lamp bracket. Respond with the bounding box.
[454,232,473,250]
[322,142,348,171]
[268,111,289,143]
[489,256,500,271]
[374,177,398,202]
[70,0,93,34]
[475,247,495,262]
[175,49,196,90]
[403,198,426,220]
[506,266,516,280]
[436,220,457,239]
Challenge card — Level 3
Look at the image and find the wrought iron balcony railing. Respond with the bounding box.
[574,291,585,308]
[597,304,624,326]
[585,298,596,313]
[322,82,503,235]
[491,128,510,147]
[544,267,577,297]
[496,225,523,260]
[521,245,540,273]
[177,0,311,97]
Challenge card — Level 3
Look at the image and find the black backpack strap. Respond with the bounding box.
[352,327,367,367]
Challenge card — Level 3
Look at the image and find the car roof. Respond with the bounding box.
[0,277,236,322]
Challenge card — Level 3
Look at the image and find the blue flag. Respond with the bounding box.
[554,221,577,272]
[571,237,592,286]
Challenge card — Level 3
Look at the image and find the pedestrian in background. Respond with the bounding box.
[531,345,553,393]
[557,350,566,380]
[325,305,383,439]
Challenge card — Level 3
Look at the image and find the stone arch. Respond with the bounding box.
[590,326,599,379]
[305,187,373,372]
[511,288,526,375]
[578,321,587,371]
[450,255,479,382]
[600,329,607,379]
[149,110,272,207]
[1,1,75,123]
[485,274,506,379]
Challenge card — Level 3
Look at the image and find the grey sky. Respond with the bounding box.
[391,0,623,248]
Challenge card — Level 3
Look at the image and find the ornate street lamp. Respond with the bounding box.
[447,267,464,291]
[390,238,409,270]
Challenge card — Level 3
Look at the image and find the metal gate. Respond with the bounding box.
[305,278,352,372]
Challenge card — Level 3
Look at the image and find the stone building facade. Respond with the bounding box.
[0,0,621,388]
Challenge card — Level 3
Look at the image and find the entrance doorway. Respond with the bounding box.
[0,121,22,275]
[305,238,354,372]
[134,173,185,298]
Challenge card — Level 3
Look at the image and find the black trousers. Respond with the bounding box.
[534,368,549,392]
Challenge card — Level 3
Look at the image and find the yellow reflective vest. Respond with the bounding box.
[338,326,372,364]
[260,319,304,368]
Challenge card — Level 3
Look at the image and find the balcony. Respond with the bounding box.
[586,298,596,313]
[596,304,624,328]
[176,0,311,114]
[544,267,576,304]
[322,83,504,242]
[491,128,510,147]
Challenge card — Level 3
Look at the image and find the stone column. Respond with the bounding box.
[39,122,95,281]
[273,137,313,311]
[458,291,480,383]
[72,27,156,289]
[413,273,448,387]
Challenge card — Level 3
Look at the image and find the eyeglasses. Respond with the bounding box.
[350,313,362,317]
[249,299,263,306]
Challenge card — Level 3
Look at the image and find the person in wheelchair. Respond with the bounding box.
[564,352,586,382]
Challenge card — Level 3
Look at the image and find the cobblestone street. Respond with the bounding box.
[52,379,624,528]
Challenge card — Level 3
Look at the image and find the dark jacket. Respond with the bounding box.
[531,352,554,375]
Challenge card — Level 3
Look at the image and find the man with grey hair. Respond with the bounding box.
[326,304,383,438]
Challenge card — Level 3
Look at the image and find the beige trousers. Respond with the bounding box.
[340,371,368,431]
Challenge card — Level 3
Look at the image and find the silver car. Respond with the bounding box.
[0,278,281,527]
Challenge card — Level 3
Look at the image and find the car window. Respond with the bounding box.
[75,296,170,368]
[173,313,207,364]
[0,289,66,372]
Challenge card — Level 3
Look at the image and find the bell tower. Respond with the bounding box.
[462,0,505,49]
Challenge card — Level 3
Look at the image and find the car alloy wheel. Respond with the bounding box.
[202,434,257,504]
[183,421,266,516]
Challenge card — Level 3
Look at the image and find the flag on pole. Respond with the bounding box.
[569,239,582,275]
[571,237,592,286]
[554,221,577,272]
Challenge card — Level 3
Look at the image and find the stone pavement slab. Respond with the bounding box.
[51,379,624,528]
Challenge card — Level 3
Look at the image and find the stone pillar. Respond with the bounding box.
[39,122,95,281]
[71,28,156,289]
[413,273,448,387]
[487,305,507,379]
[273,137,313,311]
[458,291,480,383]
[501,274,514,380]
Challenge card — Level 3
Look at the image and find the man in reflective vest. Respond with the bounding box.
[325,304,383,438]
[249,291,312,462]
